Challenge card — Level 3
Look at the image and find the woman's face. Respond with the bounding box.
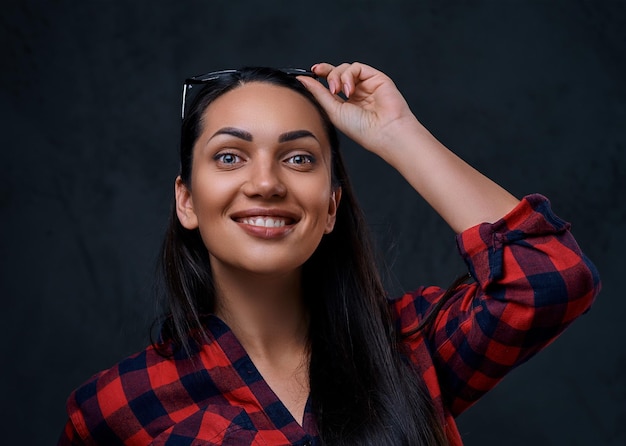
[176,82,340,277]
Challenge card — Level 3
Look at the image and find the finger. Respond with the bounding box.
[339,64,364,98]
[316,62,380,99]
[326,63,352,95]
[296,75,344,119]
[312,62,352,95]
[339,62,385,98]
[311,63,336,93]
[311,62,335,77]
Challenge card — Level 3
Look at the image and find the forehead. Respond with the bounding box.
[200,82,328,139]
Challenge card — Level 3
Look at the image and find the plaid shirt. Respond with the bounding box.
[58,194,600,445]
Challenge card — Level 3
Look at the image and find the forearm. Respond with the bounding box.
[302,62,520,231]
[377,117,519,233]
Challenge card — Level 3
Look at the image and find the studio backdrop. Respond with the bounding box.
[1,1,624,445]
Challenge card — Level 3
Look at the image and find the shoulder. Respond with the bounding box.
[65,340,226,443]
[65,344,172,441]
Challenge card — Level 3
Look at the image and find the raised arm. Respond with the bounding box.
[300,62,601,420]
[298,62,520,234]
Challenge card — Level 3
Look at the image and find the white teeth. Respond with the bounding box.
[242,217,286,228]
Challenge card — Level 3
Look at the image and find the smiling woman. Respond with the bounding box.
[57,64,601,446]
[176,83,339,277]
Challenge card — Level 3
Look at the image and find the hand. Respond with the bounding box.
[297,62,419,158]
[300,62,520,233]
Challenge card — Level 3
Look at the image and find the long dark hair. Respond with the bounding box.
[156,67,449,445]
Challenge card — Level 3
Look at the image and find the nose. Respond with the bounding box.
[241,157,287,199]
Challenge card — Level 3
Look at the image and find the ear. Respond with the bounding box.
[324,187,342,234]
[175,176,199,229]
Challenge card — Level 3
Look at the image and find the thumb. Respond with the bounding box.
[297,75,343,121]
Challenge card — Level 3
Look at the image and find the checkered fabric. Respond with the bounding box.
[58,194,600,445]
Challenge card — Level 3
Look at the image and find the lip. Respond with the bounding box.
[230,208,300,239]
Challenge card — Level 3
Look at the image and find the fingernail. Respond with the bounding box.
[329,80,336,94]
[311,63,319,71]
[343,83,350,97]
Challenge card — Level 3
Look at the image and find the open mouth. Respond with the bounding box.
[231,209,300,233]
[236,216,294,228]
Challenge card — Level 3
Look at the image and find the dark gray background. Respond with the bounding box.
[2,1,624,444]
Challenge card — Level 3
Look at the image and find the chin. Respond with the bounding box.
[238,262,304,277]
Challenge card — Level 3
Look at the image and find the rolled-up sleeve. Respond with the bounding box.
[395,194,601,416]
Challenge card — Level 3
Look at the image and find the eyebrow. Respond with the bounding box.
[210,127,253,142]
[278,130,319,143]
[209,127,319,143]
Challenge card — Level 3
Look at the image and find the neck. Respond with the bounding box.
[211,262,309,361]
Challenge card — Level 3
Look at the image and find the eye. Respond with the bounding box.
[285,154,315,166]
[214,152,242,166]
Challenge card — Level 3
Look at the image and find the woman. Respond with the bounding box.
[59,62,600,445]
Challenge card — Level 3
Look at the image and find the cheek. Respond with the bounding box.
[300,174,334,220]
[191,176,236,216]
[305,189,334,229]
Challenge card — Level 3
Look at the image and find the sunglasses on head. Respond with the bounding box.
[181,68,316,119]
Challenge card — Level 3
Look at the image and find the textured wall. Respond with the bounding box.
[1,0,624,444]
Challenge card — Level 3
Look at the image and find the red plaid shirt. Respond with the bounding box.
[58,195,600,445]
